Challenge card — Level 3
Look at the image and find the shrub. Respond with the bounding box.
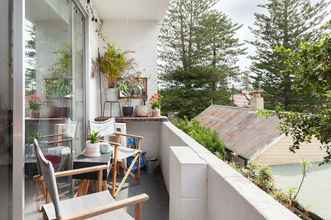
[174,118,225,159]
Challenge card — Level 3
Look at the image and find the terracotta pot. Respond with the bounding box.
[31,110,40,118]
[108,79,117,88]
[152,108,161,117]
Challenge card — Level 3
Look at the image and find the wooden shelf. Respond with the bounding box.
[25,117,67,121]
[95,116,168,123]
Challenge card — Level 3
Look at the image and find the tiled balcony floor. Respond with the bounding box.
[24,168,169,220]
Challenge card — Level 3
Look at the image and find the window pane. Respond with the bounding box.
[24,0,86,216]
[0,0,13,219]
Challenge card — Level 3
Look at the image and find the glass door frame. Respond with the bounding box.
[12,0,91,219]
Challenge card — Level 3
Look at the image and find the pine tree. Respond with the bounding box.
[249,0,329,111]
[159,0,245,118]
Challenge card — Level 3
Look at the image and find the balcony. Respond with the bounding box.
[25,118,300,220]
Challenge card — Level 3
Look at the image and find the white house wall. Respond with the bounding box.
[254,136,326,165]
[87,19,101,120]
[100,20,161,104]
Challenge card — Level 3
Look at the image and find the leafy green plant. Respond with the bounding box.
[150,93,161,109]
[174,118,225,158]
[45,45,72,97]
[88,130,100,144]
[294,160,310,201]
[45,78,72,97]
[28,94,42,111]
[98,43,130,88]
[49,45,71,77]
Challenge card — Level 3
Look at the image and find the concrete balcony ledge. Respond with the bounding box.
[160,121,300,220]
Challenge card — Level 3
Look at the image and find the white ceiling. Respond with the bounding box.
[91,0,169,21]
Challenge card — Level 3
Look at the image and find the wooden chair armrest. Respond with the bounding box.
[54,165,108,178]
[63,193,149,220]
[41,137,73,145]
[114,132,144,140]
[106,141,121,146]
[38,133,65,139]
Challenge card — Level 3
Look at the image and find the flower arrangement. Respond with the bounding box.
[150,93,161,110]
[28,94,42,111]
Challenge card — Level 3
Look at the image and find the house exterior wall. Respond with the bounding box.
[254,136,326,166]
[99,20,161,106]
[87,19,101,120]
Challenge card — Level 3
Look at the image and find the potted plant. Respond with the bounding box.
[46,46,72,118]
[98,43,130,101]
[28,94,42,118]
[150,92,161,117]
[85,130,101,157]
[118,79,134,117]
[118,75,143,116]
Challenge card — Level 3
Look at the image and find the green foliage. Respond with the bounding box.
[275,25,331,162]
[159,0,245,118]
[161,66,232,119]
[45,78,72,97]
[98,43,130,88]
[46,46,72,97]
[49,45,71,77]
[174,118,225,158]
[249,0,329,111]
[88,130,100,144]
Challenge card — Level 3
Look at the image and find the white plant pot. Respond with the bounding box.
[105,88,119,101]
[84,141,101,157]
[152,108,161,117]
[135,105,149,117]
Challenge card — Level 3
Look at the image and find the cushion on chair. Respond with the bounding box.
[42,191,134,220]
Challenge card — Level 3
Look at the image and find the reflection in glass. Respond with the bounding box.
[24,0,86,216]
[0,0,12,219]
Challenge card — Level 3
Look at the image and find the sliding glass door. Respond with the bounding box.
[24,0,86,217]
[0,0,13,219]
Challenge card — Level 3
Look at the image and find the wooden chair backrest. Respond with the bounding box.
[33,139,62,219]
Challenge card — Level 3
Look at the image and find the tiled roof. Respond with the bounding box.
[195,105,282,159]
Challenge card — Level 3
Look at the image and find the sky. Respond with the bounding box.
[215,0,331,72]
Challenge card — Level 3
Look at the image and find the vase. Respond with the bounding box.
[152,108,161,117]
[105,88,119,101]
[122,106,134,117]
[31,110,40,118]
[135,105,148,117]
[84,141,101,157]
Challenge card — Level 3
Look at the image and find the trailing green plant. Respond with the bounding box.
[174,118,225,158]
[88,130,100,144]
[45,45,72,97]
[49,45,71,77]
[98,43,131,88]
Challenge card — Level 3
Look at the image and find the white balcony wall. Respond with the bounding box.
[160,121,300,220]
[100,20,161,104]
[169,147,207,220]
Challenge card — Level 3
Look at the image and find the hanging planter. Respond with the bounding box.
[98,43,130,89]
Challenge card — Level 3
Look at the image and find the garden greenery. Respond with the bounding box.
[175,119,314,217]
[174,118,225,159]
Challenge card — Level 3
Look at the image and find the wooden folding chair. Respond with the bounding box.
[89,119,144,197]
[34,139,148,220]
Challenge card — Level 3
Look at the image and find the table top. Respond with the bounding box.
[75,153,112,164]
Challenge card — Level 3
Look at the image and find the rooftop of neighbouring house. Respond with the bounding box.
[196,105,282,159]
